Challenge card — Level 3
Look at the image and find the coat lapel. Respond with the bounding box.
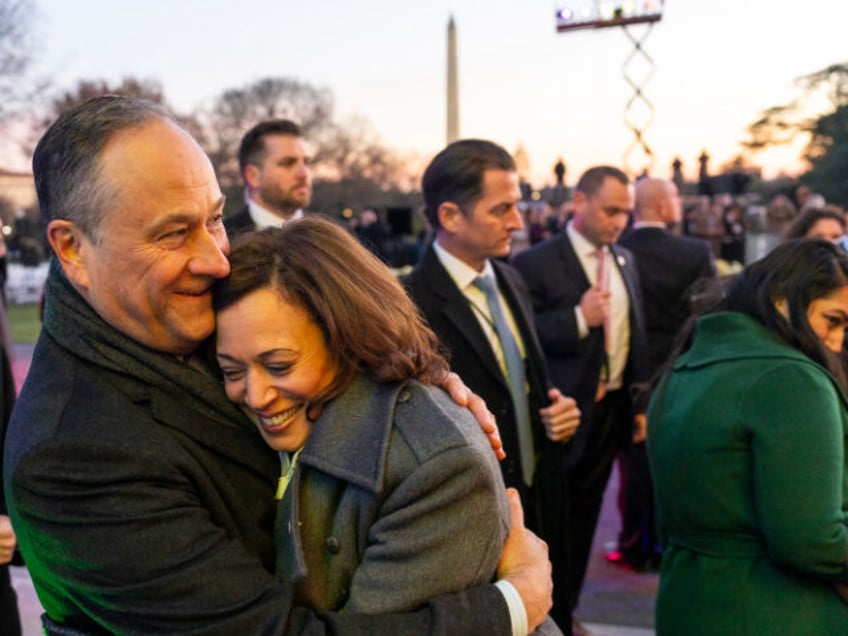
[420,247,509,390]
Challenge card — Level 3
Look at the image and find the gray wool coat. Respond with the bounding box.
[276,373,511,613]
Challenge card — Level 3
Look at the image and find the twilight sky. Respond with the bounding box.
[26,0,848,185]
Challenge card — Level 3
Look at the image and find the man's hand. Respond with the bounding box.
[539,388,580,443]
[632,413,647,444]
[440,371,505,460]
[0,515,16,565]
[498,489,553,632]
[579,286,610,328]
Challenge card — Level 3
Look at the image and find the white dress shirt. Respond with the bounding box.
[567,222,630,390]
[247,199,304,229]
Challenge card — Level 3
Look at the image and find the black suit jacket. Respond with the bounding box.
[618,227,714,374]
[512,231,649,467]
[223,205,257,238]
[403,244,554,493]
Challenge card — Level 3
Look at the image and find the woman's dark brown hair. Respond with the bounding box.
[661,239,848,392]
[214,216,450,402]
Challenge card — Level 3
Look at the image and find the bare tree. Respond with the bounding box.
[20,76,202,159]
[197,77,336,196]
[196,76,417,215]
[0,0,39,122]
[742,62,848,206]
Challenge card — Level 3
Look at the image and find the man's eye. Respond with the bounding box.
[160,228,187,241]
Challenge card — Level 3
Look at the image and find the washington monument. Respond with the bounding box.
[446,15,459,143]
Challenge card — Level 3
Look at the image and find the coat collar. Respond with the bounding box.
[677,312,809,369]
[299,373,403,493]
[674,311,848,411]
[417,245,508,383]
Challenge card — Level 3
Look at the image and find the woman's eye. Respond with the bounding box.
[221,368,245,381]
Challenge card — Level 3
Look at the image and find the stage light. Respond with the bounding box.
[557,7,574,21]
[554,0,664,33]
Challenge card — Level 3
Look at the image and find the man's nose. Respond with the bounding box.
[190,228,230,278]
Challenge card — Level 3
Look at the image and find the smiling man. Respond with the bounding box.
[225,119,313,236]
[3,96,554,635]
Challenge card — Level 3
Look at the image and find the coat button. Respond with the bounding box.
[325,537,341,554]
[398,390,411,403]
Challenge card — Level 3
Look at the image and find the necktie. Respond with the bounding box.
[595,247,611,400]
[474,274,535,486]
[596,246,610,353]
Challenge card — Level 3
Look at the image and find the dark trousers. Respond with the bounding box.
[567,388,629,610]
[615,442,660,565]
[0,564,22,636]
[533,442,572,629]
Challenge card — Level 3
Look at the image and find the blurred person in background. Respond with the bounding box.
[225,119,312,236]
[609,177,715,572]
[783,207,846,244]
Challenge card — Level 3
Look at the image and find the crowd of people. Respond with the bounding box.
[1,94,847,636]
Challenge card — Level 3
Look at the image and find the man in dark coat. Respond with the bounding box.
[512,166,649,634]
[224,119,312,237]
[404,139,581,631]
[3,96,553,635]
[610,177,715,569]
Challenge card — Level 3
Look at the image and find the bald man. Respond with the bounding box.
[610,177,715,570]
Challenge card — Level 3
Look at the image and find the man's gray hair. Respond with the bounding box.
[33,95,171,242]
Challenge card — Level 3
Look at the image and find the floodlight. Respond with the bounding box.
[555,0,664,33]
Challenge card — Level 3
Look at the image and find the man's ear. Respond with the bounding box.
[572,190,587,210]
[437,202,463,233]
[243,164,261,190]
[46,219,91,290]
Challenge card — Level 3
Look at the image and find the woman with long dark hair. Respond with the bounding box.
[648,239,848,634]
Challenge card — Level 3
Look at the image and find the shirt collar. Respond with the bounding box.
[632,220,667,230]
[567,219,602,257]
[432,240,496,291]
[247,199,303,229]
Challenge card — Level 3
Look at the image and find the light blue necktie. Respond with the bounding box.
[474,274,535,486]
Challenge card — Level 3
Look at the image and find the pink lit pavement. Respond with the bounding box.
[7,341,656,635]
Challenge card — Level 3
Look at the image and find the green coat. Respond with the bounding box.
[647,312,848,635]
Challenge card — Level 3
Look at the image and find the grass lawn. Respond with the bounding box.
[7,303,43,345]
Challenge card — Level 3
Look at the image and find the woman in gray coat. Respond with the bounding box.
[214,217,560,634]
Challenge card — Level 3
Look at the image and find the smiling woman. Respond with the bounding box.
[211,216,528,620]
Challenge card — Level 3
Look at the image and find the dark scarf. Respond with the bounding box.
[41,260,250,432]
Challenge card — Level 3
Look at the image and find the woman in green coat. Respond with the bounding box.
[648,239,848,635]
